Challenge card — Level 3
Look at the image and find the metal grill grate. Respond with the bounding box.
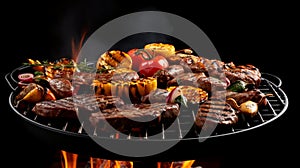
[9,73,288,141]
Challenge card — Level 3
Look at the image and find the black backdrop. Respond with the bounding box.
[1,1,297,167]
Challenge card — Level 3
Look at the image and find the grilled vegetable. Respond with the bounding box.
[27,59,44,72]
[15,83,45,103]
[93,77,157,104]
[97,50,132,70]
[45,58,76,79]
[227,98,258,117]
[144,43,176,58]
[227,80,247,92]
[43,88,56,101]
[18,73,34,83]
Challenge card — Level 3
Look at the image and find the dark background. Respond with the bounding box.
[1,0,297,167]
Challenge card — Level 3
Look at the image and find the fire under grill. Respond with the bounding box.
[7,71,288,142]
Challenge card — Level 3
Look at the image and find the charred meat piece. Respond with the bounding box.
[31,94,124,119]
[31,97,77,119]
[177,54,261,88]
[167,73,227,93]
[195,99,238,132]
[89,103,180,136]
[167,72,206,87]
[49,78,73,99]
[213,89,271,106]
[178,54,207,73]
[73,94,125,112]
[153,65,185,89]
[167,65,185,76]
[197,76,228,92]
[110,68,139,82]
[177,53,225,76]
[224,62,261,88]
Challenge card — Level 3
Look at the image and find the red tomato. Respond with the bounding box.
[138,55,169,77]
[127,48,152,71]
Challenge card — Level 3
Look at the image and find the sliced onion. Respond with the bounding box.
[18,73,34,83]
[166,86,181,103]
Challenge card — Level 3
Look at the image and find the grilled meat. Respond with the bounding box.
[167,72,206,87]
[49,78,73,99]
[31,96,77,118]
[89,103,180,135]
[196,76,228,92]
[224,62,261,88]
[213,89,271,106]
[153,65,185,89]
[167,73,227,93]
[31,94,124,119]
[176,53,261,88]
[195,99,238,132]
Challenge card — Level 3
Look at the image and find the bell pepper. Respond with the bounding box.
[227,80,247,92]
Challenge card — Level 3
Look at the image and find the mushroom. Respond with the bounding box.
[227,98,259,117]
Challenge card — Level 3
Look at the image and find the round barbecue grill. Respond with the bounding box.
[5,64,289,161]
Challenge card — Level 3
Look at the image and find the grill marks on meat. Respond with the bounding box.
[31,94,124,119]
[224,63,261,87]
[31,97,76,118]
[167,73,227,93]
[89,103,180,135]
[195,99,238,132]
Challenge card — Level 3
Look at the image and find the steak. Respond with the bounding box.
[49,78,73,99]
[194,99,238,133]
[89,103,180,136]
[31,94,124,119]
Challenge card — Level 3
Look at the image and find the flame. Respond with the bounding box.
[60,150,195,168]
[61,150,78,168]
[71,30,87,62]
[181,160,195,168]
[157,160,195,168]
[90,158,133,168]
